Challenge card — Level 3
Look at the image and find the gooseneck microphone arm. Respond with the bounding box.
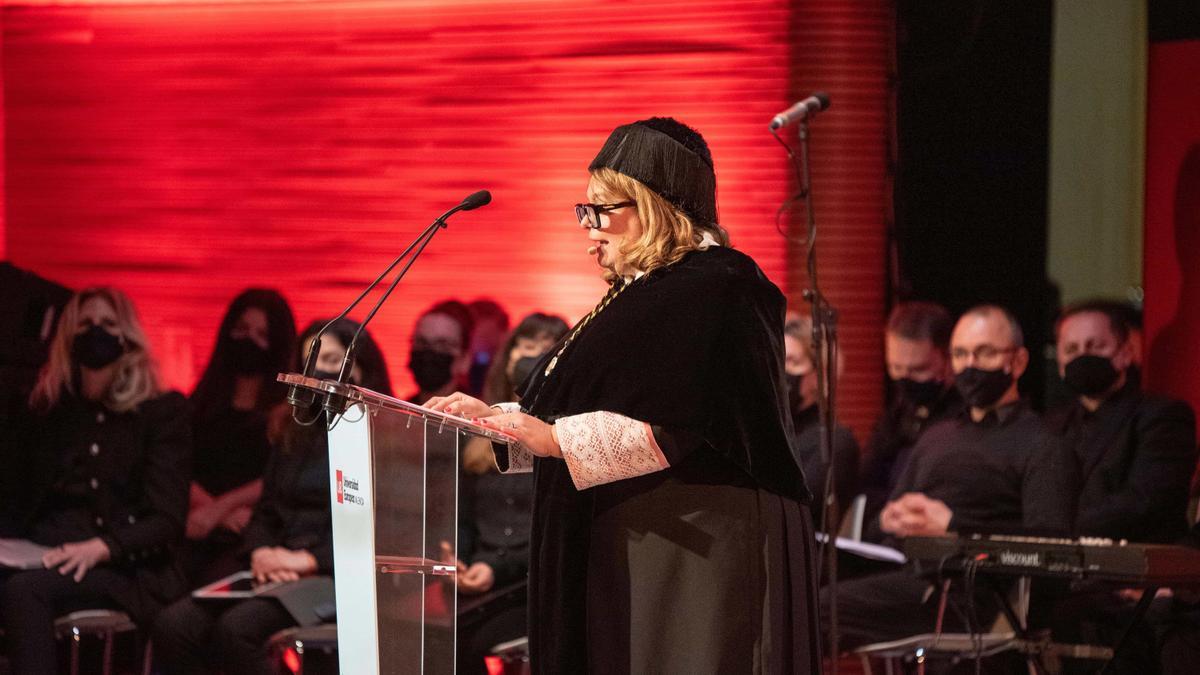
[286,190,491,424]
[320,190,493,419]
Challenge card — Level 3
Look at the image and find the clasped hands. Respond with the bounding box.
[880,492,954,538]
[439,542,494,595]
[187,483,253,540]
[425,392,562,459]
[251,546,317,584]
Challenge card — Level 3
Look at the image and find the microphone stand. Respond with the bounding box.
[286,223,442,424]
[797,115,843,673]
[322,200,466,423]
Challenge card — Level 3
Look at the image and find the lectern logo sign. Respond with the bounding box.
[336,469,365,506]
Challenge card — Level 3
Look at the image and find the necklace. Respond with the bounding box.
[542,278,631,379]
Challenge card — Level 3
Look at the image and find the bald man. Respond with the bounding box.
[822,304,1065,649]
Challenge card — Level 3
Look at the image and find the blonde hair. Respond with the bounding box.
[30,287,162,413]
[591,167,730,282]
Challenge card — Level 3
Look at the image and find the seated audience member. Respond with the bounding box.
[783,316,860,531]
[1032,300,1195,542]
[0,287,191,675]
[824,304,1059,649]
[859,302,962,542]
[184,289,296,585]
[153,318,392,675]
[1027,301,1196,673]
[454,312,568,675]
[466,298,511,397]
[408,300,475,405]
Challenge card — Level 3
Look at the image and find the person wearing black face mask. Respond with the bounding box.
[155,317,393,675]
[184,289,296,586]
[1021,302,1198,674]
[783,316,859,536]
[1,287,191,675]
[860,302,963,544]
[408,300,475,405]
[452,311,567,675]
[821,305,1062,650]
[1029,301,1197,543]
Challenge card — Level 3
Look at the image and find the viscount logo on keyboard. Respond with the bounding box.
[998,551,1042,568]
[905,535,1200,585]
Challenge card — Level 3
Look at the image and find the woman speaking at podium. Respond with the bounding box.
[427,117,820,673]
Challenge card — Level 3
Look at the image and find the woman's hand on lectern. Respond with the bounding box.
[425,392,496,420]
[478,412,562,459]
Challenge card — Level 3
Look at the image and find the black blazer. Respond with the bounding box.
[15,391,192,622]
[241,422,334,573]
[1037,387,1197,543]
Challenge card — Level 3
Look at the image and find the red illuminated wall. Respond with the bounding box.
[3,0,889,439]
[1144,39,1200,432]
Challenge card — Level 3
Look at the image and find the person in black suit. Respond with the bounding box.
[1032,300,1197,543]
[859,302,963,543]
[824,305,1060,649]
[1028,300,1197,673]
[153,318,392,675]
[0,287,192,675]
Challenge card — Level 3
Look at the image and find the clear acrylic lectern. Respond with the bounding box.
[279,374,517,674]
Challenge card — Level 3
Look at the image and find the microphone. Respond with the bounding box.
[768,92,831,130]
[287,190,491,419]
[321,189,492,417]
[459,190,492,211]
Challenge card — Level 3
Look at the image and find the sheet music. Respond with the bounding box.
[0,538,50,570]
[815,533,907,565]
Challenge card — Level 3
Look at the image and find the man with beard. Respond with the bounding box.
[407,300,475,405]
[860,302,963,543]
[823,304,1061,649]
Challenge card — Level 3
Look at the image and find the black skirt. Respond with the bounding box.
[580,476,821,674]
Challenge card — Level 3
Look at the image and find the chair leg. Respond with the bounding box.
[69,629,80,675]
[102,629,115,675]
[142,639,154,675]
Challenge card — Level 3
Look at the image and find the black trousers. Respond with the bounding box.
[820,569,1000,651]
[0,567,134,675]
[153,596,295,675]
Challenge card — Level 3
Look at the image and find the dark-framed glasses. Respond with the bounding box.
[951,345,1017,365]
[574,201,636,229]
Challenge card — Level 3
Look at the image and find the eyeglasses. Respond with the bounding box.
[950,345,1017,364]
[574,201,636,230]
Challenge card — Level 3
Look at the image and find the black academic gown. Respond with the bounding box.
[506,246,820,674]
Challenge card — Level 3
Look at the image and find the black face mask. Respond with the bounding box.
[410,348,455,392]
[227,336,273,375]
[1063,354,1120,397]
[72,325,125,370]
[895,377,945,408]
[312,368,343,382]
[954,367,1014,409]
[511,355,542,392]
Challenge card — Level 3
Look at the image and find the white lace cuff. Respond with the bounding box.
[489,402,533,473]
[555,411,670,490]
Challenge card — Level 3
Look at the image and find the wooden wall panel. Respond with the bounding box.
[3,0,889,441]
